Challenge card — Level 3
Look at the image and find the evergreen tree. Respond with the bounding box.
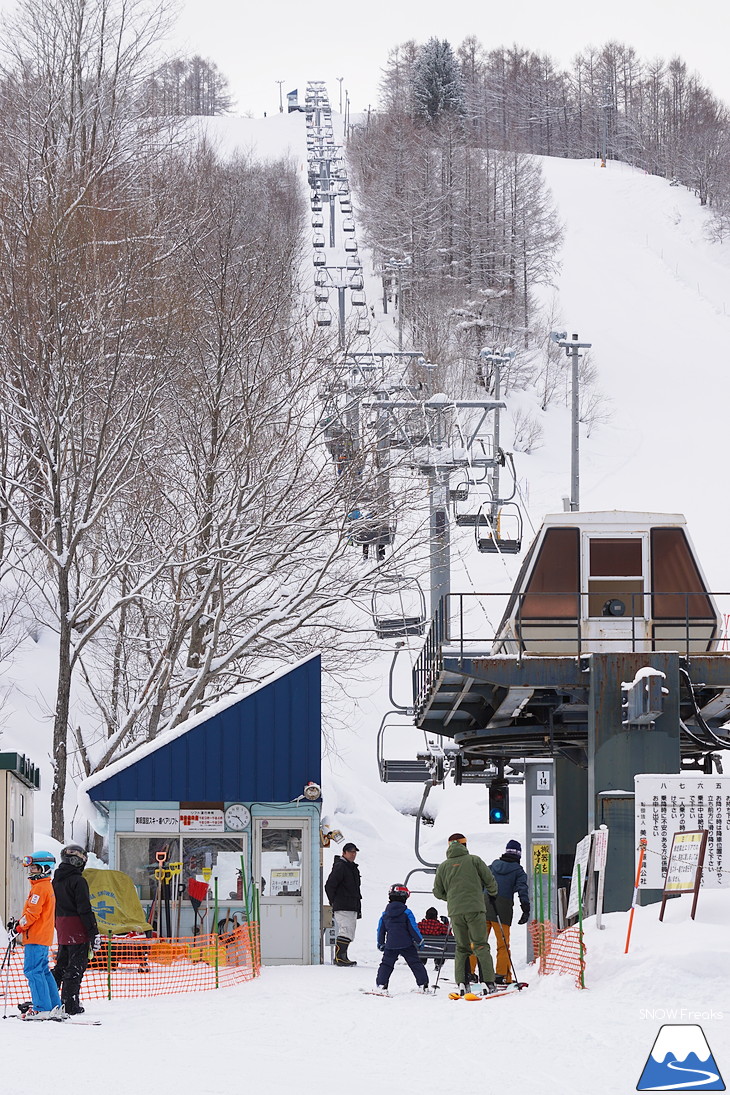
[412,38,465,121]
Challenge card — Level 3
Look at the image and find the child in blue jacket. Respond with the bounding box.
[375,884,429,993]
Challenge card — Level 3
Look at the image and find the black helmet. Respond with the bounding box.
[60,844,88,868]
[388,884,409,903]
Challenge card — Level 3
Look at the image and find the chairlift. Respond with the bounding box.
[311,197,322,213]
[449,477,469,504]
[371,575,427,639]
[346,255,360,270]
[349,273,364,290]
[356,316,371,336]
[474,502,523,554]
[315,306,333,327]
[312,214,324,229]
[340,201,352,213]
[351,290,366,307]
[313,251,326,267]
[314,268,327,287]
[344,238,358,254]
[315,286,329,303]
[343,218,356,234]
[313,232,325,249]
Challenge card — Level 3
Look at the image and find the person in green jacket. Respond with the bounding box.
[433,832,499,995]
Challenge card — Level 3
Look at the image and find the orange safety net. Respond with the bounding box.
[528,920,586,988]
[1,924,261,1006]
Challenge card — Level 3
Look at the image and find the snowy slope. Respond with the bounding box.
[4,118,730,1092]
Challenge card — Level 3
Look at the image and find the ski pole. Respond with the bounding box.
[489,898,524,990]
[430,927,452,992]
[2,926,17,1019]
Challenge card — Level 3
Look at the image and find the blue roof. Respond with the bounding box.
[88,656,321,803]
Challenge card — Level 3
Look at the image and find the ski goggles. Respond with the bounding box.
[21,856,47,868]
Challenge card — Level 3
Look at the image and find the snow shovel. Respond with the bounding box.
[188,878,209,936]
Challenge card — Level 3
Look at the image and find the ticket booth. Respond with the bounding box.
[81,655,323,965]
[1,753,39,926]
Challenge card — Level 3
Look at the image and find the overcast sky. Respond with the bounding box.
[172,0,730,118]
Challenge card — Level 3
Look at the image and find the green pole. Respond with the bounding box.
[253,883,261,973]
[214,875,219,989]
[577,863,585,989]
[106,934,112,1000]
[240,854,252,925]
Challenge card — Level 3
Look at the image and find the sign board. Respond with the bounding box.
[659,829,707,921]
[134,810,179,832]
[531,795,555,834]
[592,828,609,929]
[532,843,551,874]
[270,868,301,896]
[180,809,225,832]
[635,775,730,888]
[567,834,593,919]
[535,769,552,792]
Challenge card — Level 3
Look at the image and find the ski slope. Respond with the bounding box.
[4,118,730,1093]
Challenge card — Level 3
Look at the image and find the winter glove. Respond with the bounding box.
[377,944,385,952]
[92,934,103,953]
[518,905,530,925]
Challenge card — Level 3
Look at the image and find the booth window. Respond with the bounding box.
[521,528,580,618]
[651,528,714,619]
[260,827,303,897]
[587,537,644,618]
[117,835,244,902]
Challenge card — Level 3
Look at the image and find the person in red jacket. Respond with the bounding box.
[15,850,64,1020]
[417,907,449,936]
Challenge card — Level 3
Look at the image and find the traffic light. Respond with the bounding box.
[489,780,510,824]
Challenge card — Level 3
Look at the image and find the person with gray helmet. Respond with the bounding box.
[52,845,100,1015]
[433,832,498,996]
[325,842,361,967]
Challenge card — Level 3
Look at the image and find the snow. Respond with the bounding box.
[4,123,730,1092]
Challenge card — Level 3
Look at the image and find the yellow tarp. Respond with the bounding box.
[84,868,150,935]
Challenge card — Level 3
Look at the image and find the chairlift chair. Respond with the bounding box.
[316,306,333,328]
[474,502,523,554]
[343,218,356,234]
[349,273,364,290]
[312,214,324,229]
[351,290,366,307]
[314,268,327,287]
[340,201,352,214]
[356,316,371,336]
[449,477,470,504]
[313,232,325,249]
[315,286,329,303]
[346,255,361,270]
[344,238,358,254]
[371,576,427,639]
[313,251,326,267]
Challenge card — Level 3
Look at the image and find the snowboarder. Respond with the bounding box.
[52,845,100,1015]
[375,884,429,993]
[433,832,499,995]
[487,839,530,984]
[325,842,361,967]
[14,850,64,1019]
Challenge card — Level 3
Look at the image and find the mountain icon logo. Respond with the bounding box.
[637,1024,725,1090]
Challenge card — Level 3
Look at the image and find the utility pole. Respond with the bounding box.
[276,80,284,114]
[551,331,592,511]
[337,76,344,114]
[385,257,411,351]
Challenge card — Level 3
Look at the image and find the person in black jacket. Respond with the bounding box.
[486,839,530,984]
[52,845,100,1015]
[375,884,429,993]
[324,842,361,967]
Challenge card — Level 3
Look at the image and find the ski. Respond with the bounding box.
[4,1013,102,1025]
[360,989,392,997]
[449,982,528,1001]
[360,988,433,998]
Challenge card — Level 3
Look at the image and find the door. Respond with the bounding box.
[254,819,310,965]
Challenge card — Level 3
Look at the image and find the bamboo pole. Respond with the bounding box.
[214,876,220,989]
[576,863,585,989]
[624,838,647,955]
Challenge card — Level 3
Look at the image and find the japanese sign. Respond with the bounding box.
[532,843,551,874]
[531,795,555,834]
[180,809,225,832]
[567,833,593,919]
[134,810,180,832]
[270,869,301,896]
[635,775,730,889]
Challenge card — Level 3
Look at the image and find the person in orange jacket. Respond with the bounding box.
[14,851,64,1020]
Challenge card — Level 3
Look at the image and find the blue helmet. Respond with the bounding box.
[23,850,56,877]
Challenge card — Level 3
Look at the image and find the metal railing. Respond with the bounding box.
[412,590,730,715]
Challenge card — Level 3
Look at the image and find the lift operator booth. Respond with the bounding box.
[1,753,39,927]
[81,655,323,965]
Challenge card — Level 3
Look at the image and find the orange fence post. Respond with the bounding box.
[624,837,647,955]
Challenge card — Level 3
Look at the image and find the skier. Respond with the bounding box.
[433,832,499,995]
[487,839,530,985]
[14,850,64,1019]
[375,884,429,993]
[52,845,100,1015]
[324,842,361,967]
[417,906,448,936]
